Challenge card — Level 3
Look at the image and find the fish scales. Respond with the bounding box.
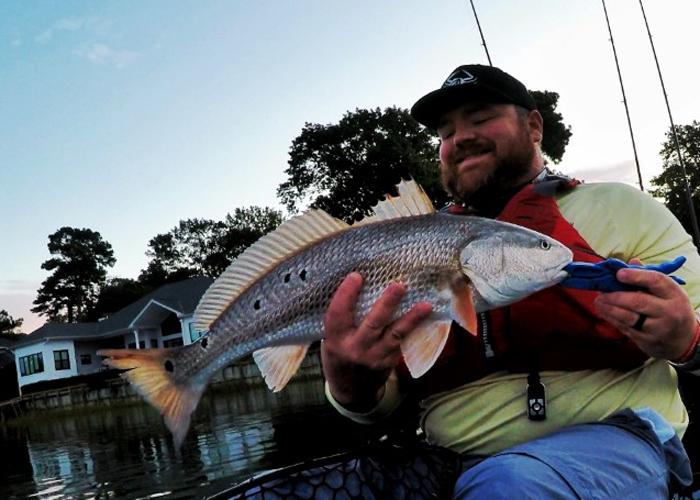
[184,215,465,380]
[98,180,573,449]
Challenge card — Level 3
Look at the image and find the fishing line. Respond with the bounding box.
[600,0,644,192]
[637,0,700,247]
[467,0,492,66]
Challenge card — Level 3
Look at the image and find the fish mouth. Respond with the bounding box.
[551,268,571,284]
[521,262,572,291]
[548,255,576,283]
[477,265,572,309]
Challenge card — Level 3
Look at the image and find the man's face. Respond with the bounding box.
[437,102,543,204]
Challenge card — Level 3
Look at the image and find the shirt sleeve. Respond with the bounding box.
[557,182,700,313]
[324,370,404,424]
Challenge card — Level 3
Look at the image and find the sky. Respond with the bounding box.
[2,0,700,334]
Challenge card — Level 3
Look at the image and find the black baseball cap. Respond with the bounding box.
[410,64,537,130]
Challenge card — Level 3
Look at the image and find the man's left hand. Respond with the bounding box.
[594,259,698,361]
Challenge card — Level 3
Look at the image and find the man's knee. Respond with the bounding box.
[453,453,577,500]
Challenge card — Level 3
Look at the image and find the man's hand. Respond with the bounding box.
[594,259,697,361]
[321,273,433,413]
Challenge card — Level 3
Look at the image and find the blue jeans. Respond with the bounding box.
[453,408,692,499]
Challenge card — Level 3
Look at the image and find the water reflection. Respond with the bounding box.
[2,378,373,500]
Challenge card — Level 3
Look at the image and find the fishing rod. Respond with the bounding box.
[637,0,700,247]
[600,0,644,192]
[468,0,492,66]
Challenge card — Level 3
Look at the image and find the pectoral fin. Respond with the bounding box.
[451,278,478,336]
[400,320,452,378]
[253,344,309,392]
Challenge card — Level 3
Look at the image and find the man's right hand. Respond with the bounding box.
[321,272,433,413]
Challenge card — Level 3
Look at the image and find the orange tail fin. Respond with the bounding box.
[98,347,205,450]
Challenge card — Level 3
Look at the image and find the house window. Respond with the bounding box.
[80,354,92,365]
[19,353,44,376]
[163,338,184,348]
[54,350,70,370]
[189,323,204,343]
[151,339,159,348]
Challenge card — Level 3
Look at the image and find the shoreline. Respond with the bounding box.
[0,350,324,424]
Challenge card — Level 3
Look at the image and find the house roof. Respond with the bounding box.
[13,276,214,349]
[97,276,213,332]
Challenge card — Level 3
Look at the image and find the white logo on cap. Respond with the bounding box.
[443,68,477,88]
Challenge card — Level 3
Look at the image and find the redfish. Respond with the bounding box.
[99,180,573,448]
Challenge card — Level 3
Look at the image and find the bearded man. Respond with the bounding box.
[322,64,700,498]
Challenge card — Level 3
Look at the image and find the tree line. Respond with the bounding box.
[2,91,697,333]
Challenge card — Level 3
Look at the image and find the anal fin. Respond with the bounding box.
[253,344,310,392]
[400,320,452,378]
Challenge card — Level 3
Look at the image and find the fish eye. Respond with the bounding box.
[540,240,551,250]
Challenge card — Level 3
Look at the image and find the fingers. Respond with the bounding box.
[615,264,677,299]
[325,273,435,352]
[325,273,433,344]
[321,273,432,412]
[596,272,687,323]
[325,272,363,334]
[359,282,408,339]
[385,301,433,341]
[595,260,686,324]
[594,264,697,359]
[594,293,654,335]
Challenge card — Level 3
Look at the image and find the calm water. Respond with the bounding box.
[1,379,377,500]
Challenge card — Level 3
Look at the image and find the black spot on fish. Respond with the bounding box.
[201,337,208,349]
[284,273,291,283]
[299,269,307,281]
[165,360,174,373]
[254,299,261,310]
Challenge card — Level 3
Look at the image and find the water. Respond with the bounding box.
[0,379,377,500]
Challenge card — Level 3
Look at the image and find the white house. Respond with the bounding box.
[10,276,213,395]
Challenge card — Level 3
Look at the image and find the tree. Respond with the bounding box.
[649,121,700,237]
[530,90,572,165]
[83,277,152,322]
[277,107,448,222]
[277,101,571,221]
[140,206,284,284]
[207,207,284,275]
[32,227,115,323]
[0,310,23,334]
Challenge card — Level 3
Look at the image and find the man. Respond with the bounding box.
[321,64,700,498]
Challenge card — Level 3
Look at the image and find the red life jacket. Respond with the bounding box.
[397,177,648,399]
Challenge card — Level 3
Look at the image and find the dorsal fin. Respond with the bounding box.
[356,179,436,226]
[194,210,349,331]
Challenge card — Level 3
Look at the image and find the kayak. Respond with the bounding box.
[203,438,461,500]
[203,436,700,500]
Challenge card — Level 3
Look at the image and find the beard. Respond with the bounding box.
[442,128,539,215]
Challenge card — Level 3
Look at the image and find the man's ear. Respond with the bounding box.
[529,110,543,143]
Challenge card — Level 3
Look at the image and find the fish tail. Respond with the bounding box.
[98,346,205,450]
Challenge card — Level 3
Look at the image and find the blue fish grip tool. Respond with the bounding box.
[560,256,687,292]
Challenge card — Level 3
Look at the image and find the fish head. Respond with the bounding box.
[458,221,573,310]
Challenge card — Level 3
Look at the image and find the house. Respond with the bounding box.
[9,276,213,395]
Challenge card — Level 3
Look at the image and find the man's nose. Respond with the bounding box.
[452,122,477,144]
